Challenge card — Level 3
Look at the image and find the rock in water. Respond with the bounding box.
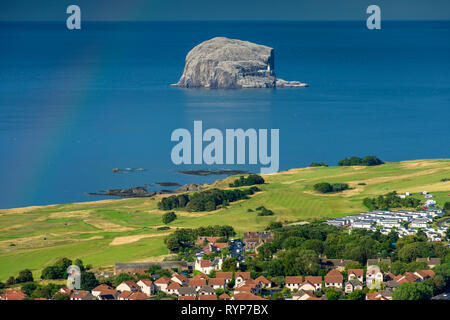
[173,37,307,89]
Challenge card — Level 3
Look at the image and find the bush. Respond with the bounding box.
[162,211,177,224]
[392,281,433,300]
[331,183,349,192]
[309,162,328,167]
[363,192,421,210]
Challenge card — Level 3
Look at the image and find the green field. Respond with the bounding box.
[0,159,449,281]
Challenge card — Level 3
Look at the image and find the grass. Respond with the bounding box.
[0,159,449,281]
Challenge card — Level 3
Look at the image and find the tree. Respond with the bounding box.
[325,288,342,300]
[5,276,15,286]
[74,259,85,271]
[392,282,433,300]
[222,258,237,272]
[53,292,70,300]
[53,257,73,277]
[16,269,33,283]
[21,282,37,296]
[313,182,332,193]
[41,266,60,280]
[162,211,177,224]
[113,273,136,287]
[346,290,365,300]
[80,272,99,291]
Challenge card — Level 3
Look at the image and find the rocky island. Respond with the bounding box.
[172,37,308,89]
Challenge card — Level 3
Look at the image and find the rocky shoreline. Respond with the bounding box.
[87,183,204,198]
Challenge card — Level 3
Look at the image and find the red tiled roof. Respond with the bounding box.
[215,272,232,279]
[193,273,209,280]
[70,290,90,299]
[285,276,303,284]
[128,292,148,300]
[232,293,265,300]
[214,242,228,249]
[167,282,181,290]
[118,291,134,299]
[325,270,343,283]
[179,295,196,300]
[219,293,231,300]
[200,260,215,268]
[209,278,225,286]
[305,276,322,284]
[92,284,114,292]
[0,289,27,300]
[138,279,153,286]
[415,270,435,279]
[154,276,171,284]
[189,279,207,287]
[348,269,364,277]
[198,294,217,300]
[121,280,139,289]
[172,273,188,282]
[255,276,271,284]
[235,272,251,280]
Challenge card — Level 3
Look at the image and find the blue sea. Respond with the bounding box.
[0,21,449,209]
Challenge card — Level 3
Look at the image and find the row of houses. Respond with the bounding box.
[326,209,446,241]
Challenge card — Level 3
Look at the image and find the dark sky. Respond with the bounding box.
[1,0,450,21]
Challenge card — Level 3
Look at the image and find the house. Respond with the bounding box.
[192,273,209,281]
[304,276,323,291]
[414,269,435,280]
[384,272,396,281]
[344,279,363,293]
[167,282,181,295]
[243,231,273,252]
[171,273,188,286]
[178,286,197,297]
[394,272,420,284]
[235,272,251,288]
[298,280,316,292]
[347,269,364,282]
[215,272,233,283]
[292,290,321,301]
[198,285,216,296]
[234,280,262,295]
[116,280,139,293]
[189,278,207,291]
[366,291,389,301]
[320,258,358,271]
[255,275,272,288]
[91,284,119,300]
[219,293,231,300]
[416,257,440,268]
[137,279,155,296]
[70,290,95,300]
[153,276,171,293]
[378,290,393,300]
[195,258,222,274]
[285,276,303,291]
[118,291,148,300]
[209,277,226,290]
[197,236,221,246]
[198,294,217,300]
[324,270,343,288]
[0,289,27,300]
[385,280,400,291]
[128,292,149,300]
[231,292,265,300]
[366,266,383,288]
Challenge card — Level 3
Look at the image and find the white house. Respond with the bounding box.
[137,279,155,296]
[116,281,139,293]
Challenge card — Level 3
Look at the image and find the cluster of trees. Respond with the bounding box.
[337,156,384,166]
[236,222,450,282]
[313,182,349,193]
[444,202,450,215]
[309,162,328,167]
[229,174,265,187]
[162,211,177,224]
[164,225,235,252]
[255,206,274,216]
[363,191,421,210]
[158,187,260,212]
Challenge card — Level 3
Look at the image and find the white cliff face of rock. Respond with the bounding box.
[173,37,307,89]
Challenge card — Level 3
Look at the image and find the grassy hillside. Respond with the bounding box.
[0,159,449,281]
